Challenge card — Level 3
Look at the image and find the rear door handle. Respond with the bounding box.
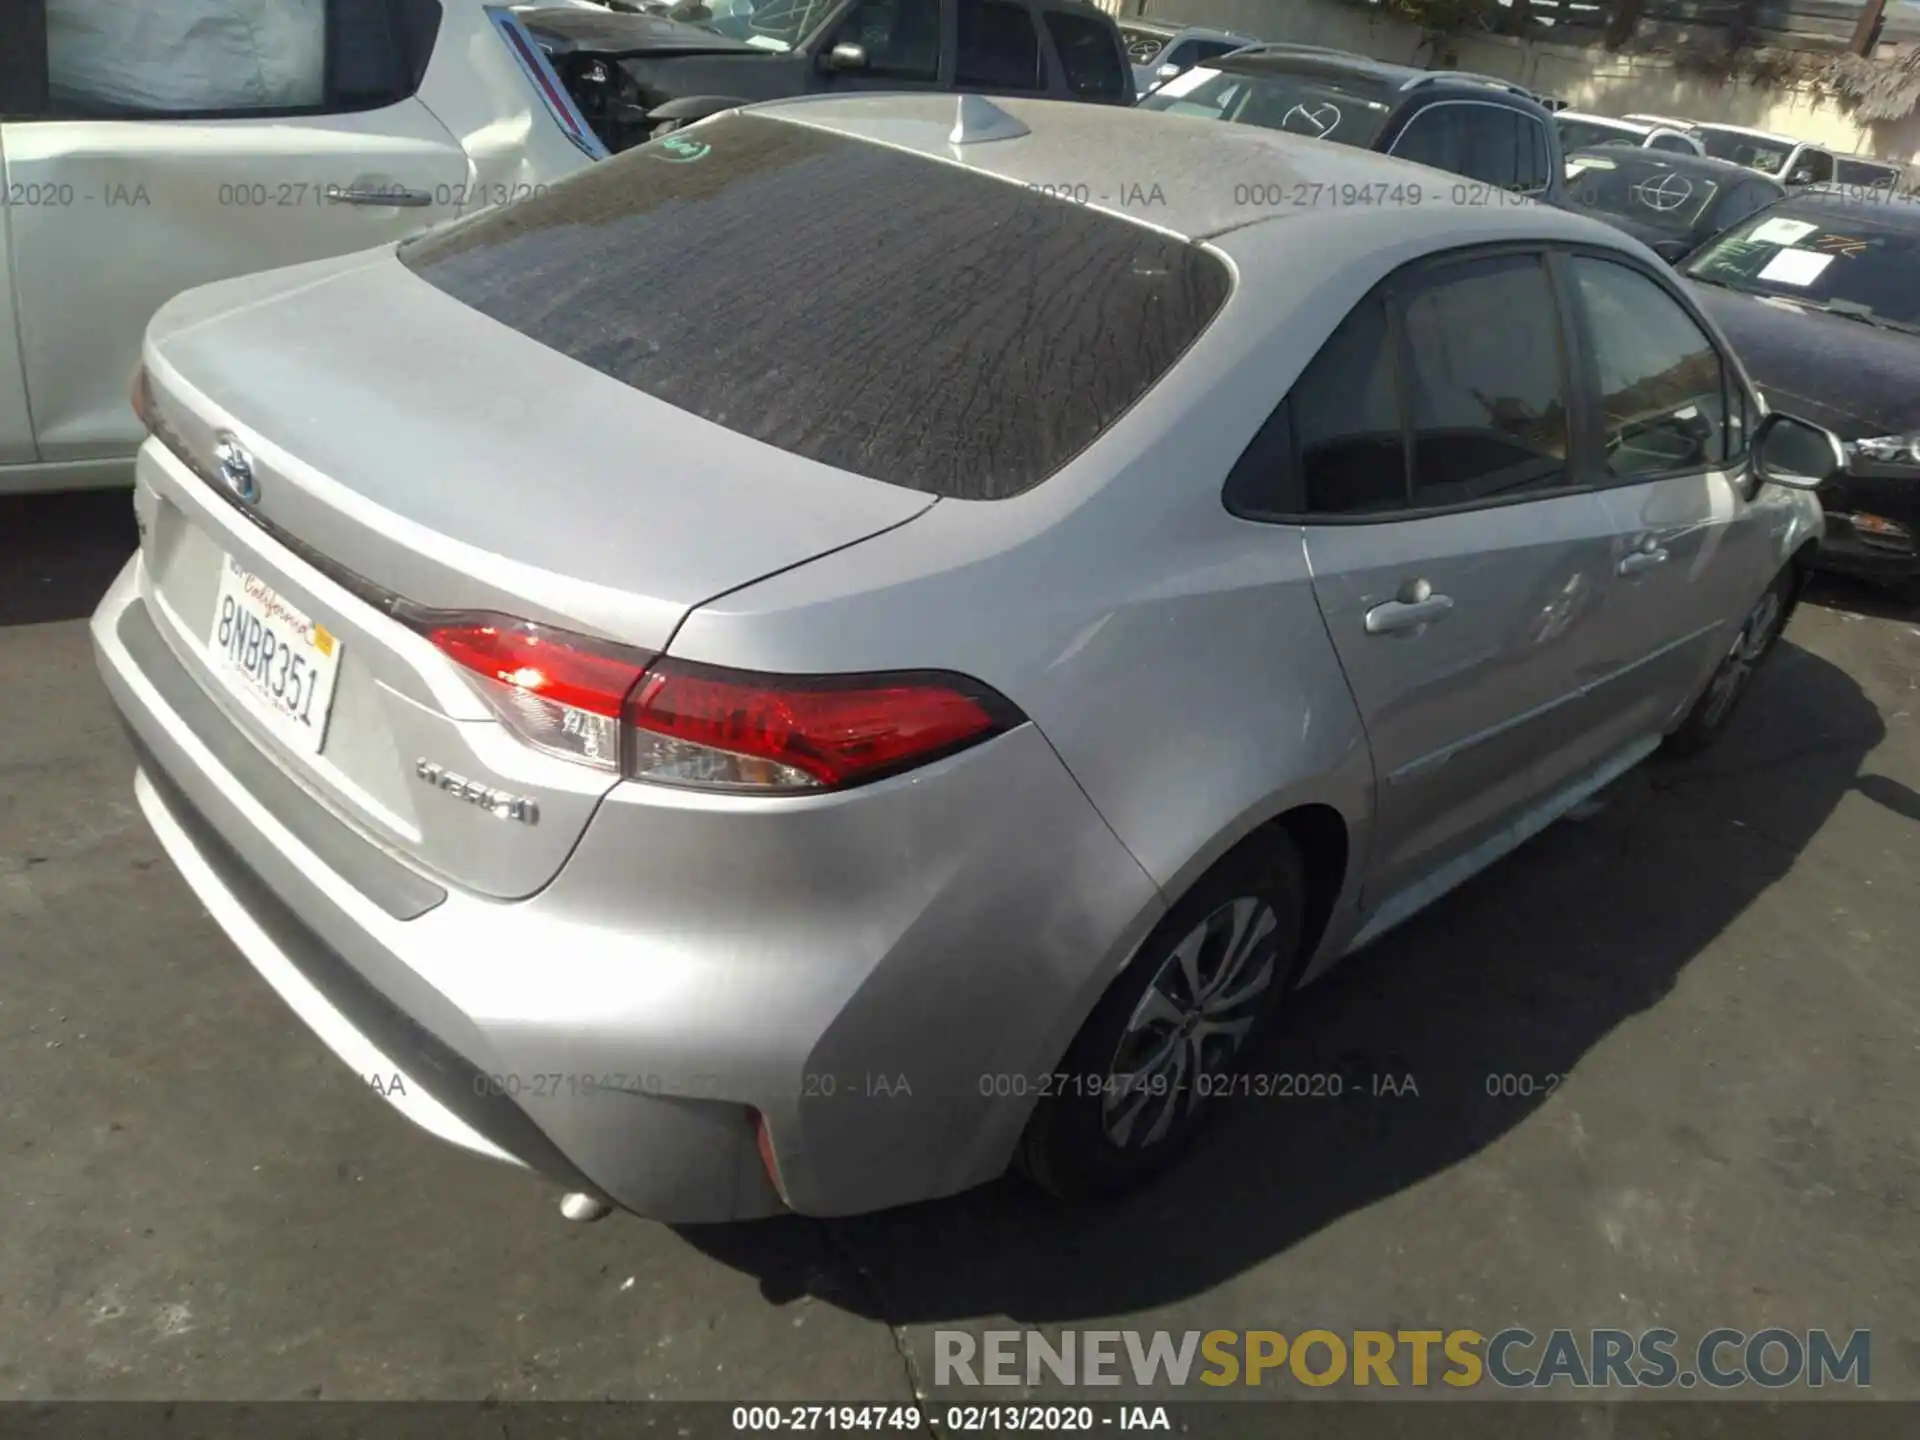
[1365,593,1454,635]
[1618,548,1670,576]
[327,184,434,208]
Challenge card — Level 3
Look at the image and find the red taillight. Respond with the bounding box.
[623,659,1019,792]
[130,365,152,430]
[751,1109,789,1206]
[423,618,650,772]
[424,617,1021,791]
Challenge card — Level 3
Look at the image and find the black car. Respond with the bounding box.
[1562,147,1785,262]
[1137,47,1566,201]
[519,0,1133,152]
[1681,187,1920,592]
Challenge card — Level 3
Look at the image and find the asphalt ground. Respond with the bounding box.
[2,488,1915,1417]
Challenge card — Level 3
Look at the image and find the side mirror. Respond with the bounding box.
[1789,168,1815,186]
[825,41,867,71]
[1155,62,1182,82]
[1753,411,1848,489]
[1652,238,1690,263]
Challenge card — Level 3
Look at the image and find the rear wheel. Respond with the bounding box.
[1663,567,1793,758]
[1018,836,1305,1203]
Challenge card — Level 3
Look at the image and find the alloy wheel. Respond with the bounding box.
[1700,588,1784,730]
[1100,896,1279,1149]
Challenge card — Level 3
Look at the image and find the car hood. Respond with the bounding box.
[515,5,764,56]
[1686,280,1920,439]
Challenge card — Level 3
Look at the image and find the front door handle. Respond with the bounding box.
[1365,583,1455,635]
[1618,547,1670,576]
[327,183,434,208]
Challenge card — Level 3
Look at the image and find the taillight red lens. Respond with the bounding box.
[424,618,650,772]
[422,615,1021,791]
[623,659,1021,792]
[428,622,646,718]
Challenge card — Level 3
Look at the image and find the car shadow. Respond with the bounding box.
[0,489,138,628]
[678,636,1884,1324]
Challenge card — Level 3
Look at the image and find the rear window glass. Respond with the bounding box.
[399,114,1230,501]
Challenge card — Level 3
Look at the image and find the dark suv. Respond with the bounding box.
[1139,47,1566,202]
[519,0,1133,152]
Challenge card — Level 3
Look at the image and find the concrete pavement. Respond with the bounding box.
[2,491,1915,1404]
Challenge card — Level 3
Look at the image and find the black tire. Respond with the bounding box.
[1663,567,1794,759]
[1017,834,1306,1204]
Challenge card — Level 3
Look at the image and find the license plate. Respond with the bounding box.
[208,557,342,755]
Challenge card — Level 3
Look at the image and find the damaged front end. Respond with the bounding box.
[511,3,790,152]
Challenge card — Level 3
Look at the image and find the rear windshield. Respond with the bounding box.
[1564,151,1720,232]
[1138,64,1395,148]
[399,114,1230,501]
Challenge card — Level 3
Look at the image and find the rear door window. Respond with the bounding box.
[1399,253,1571,504]
[1834,157,1899,189]
[400,113,1230,501]
[1043,10,1127,100]
[34,0,437,117]
[956,0,1046,90]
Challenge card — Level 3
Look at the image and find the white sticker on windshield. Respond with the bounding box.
[1756,247,1834,286]
[1749,217,1820,246]
[1153,66,1220,99]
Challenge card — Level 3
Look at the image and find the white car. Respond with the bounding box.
[0,0,607,497]
[1680,121,1839,187]
[1556,110,1703,157]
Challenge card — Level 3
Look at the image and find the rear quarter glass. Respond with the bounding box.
[398,113,1231,501]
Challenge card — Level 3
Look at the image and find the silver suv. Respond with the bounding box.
[94,94,1839,1222]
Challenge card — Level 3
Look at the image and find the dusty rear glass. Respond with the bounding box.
[1139,62,1396,149]
[399,113,1232,501]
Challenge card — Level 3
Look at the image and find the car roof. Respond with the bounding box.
[1558,112,1650,130]
[1781,185,1920,225]
[1120,18,1251,40]
[1690,120,1807,145]
[748,92,1627,246]
[1565,146,1776,183]
[1215,49,1542,104]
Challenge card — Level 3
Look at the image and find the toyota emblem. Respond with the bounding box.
[212,431,260,505]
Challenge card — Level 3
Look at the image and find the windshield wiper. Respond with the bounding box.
[1801,297,1920,335]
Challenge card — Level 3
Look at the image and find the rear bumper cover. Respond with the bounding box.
[93,556,1163,1221]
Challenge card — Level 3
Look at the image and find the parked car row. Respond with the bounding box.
[1570,109,1908,193]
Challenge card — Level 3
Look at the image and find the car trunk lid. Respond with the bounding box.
[135,250,934,901]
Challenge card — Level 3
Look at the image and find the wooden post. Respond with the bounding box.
[1850,0,1889,57]
[1603,0,1643,50]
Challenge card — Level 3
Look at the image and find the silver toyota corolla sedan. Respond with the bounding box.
[94,91,1844,1223]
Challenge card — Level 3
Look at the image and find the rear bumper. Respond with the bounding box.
[93,555,1163,1221]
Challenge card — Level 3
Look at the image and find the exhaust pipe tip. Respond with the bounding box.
[560,1191,615,1223]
